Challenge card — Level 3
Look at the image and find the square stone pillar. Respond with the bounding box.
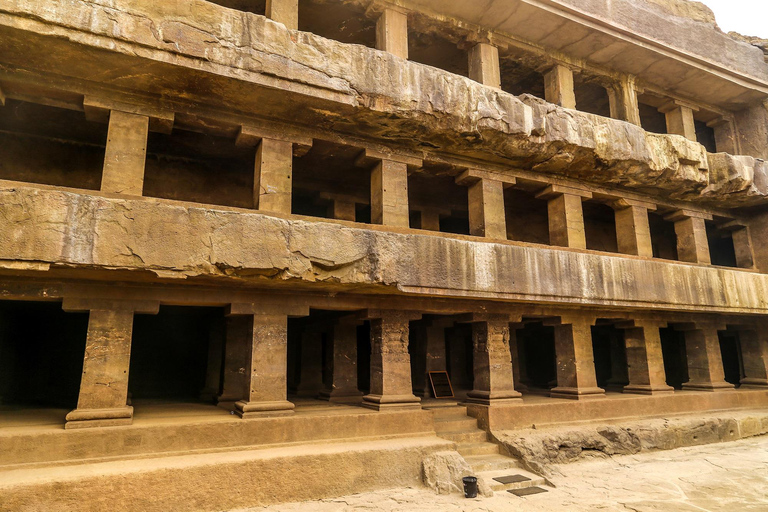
[607,76,641,126]
[549,315,605,400]
[319,317,363,402]
[537,185,592,249]
[329,198,357,222]
[664,210,713,264]
[611,198,655,257]
[217,315,252,408]
[660,100,698,141]
[375,8,408,60]
[719,221,755,269]
[101,110,149,196]
[468,43,501,89]
[361,310,421,411]
[236,126,312,214]
[617,320,674,394]
[296,329,325,397]
[227,303,308,418]
[356,150,420,228]
[544,64,576,109]
[708,117,738,155]
[456,170,514,240]
[509,325,529,392]
[735,327,768,388]
[199,317,225,402]
[62,299,159,429]
[415,208,445,232]
[464,314,522,406]
[676,322,734,392]
[266,0,298,30]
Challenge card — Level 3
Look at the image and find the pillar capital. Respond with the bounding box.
[359,309,422,323]
[455,168,516,187]
[535,184,593,201]
[610,198,657,211]
[62,298,159,314]
[355,148,422,169]
[83,97,174,134]
[663,209,713,223]
[235,125,313,156]
[227,302,309,318]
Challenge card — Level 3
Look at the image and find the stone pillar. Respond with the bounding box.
[362,310,421,411]
[296,329,324,397]
[456,169,515,240]
[736,327,768,388]
[375,8,408,60]
[266,0,298,30]
[537,185,592,249]
[544,64,576,109]
[319,317,363,402]
[618,320,674,394]
[101,110,149,196]
[719,221,755,269]
[509,326,529,391]
[227,303,308,418]
[708,117,738,155]
[677,322,734,392]
[465,315,522,406]
[607,76,641,126]
[550,315,605,400]
[468,43,501,89]
[370,159,410,228]
[63,299,159,429]
[660,101,698,141]
[664,210,713,264]
[612,199,655,257]
[199,317,225,402]
[330,199,357,222]
[417,209,443,231]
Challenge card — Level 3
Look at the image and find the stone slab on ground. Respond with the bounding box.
[240,435,768,511]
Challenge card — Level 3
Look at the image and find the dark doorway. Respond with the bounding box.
[357,321,371,395]
[445,324,473,394]
[660,327,688,389]
[129,306,224,402]
[0,301,88,409]
[718,331,743,387]
[591,324,628,389]
[517,322,557,390]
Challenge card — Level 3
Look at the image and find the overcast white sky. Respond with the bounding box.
[699,0,768,38]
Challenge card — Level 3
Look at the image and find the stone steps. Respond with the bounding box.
[463,453,521,472]
[456,440,500,456]
[475,468,548,493]
[435,429,488,444]
[433,417,479,432]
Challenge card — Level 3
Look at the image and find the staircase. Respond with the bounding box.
[424,402,550,497]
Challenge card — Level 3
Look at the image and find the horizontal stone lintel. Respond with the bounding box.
[2,186,768,316]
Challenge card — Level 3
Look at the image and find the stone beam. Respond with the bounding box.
[375,8,408,60]
[616,319,674,395]
[611,198,656,257]
[660,100,698,142]
[61,298,159,429]
[664,210,713,264]
[537,185,592,249]
[549,314,605,400]
[361,309,421,411]
[544,64,576,109]
[607,76,641,126]
[266,0,298,30]
[468,43,501,89]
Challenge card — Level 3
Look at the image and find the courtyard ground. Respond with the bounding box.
[241,435,768,511]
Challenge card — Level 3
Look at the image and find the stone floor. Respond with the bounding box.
[241,435,768,511]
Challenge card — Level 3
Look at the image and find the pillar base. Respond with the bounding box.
[361,394,421,411]
[466,389,522,406]
[318,389,364,403]
[622,384,675,395]
[740,378,768,389]
[234,400,295,418]
[64,406,134,429]
[682,381,735,392]
[550,386,605,400]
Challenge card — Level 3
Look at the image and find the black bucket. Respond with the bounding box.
[462,476,478,498]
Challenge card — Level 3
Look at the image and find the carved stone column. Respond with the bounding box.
[319,316,363,402]
[266,0,298,30]
[660,100,698,141]
[607,75,641,126]
[63,298,159,429]
[612,199,655,257]
[676,321,734,392]
[719,221,756,269]
[362,310,421,411]
[226,303,308,418]
[463,314,521,406]
[664,210,713,264]
[468,43,501,89]
[550,314,605,400]
[456,169,515,240]
[537,185,593,249]
[356,150,421,228]
[732,325,768,388]
[544,64,576,109]
[375,8,408,59]
[617,320,674,394]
